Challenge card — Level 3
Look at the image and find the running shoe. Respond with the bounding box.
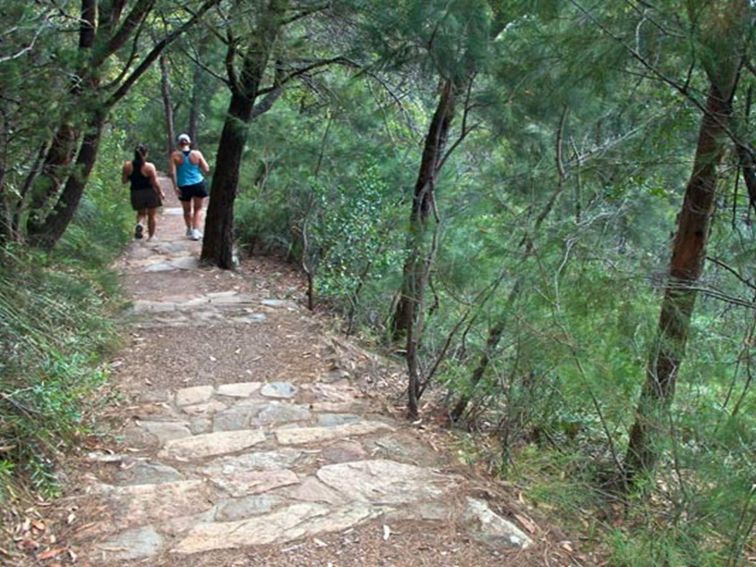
[192,229,203,240]
[186,227,193,238]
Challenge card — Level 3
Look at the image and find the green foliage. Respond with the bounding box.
[0,244,121,499]
[0,126,128,499]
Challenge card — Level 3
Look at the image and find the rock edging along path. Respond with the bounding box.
[72,180,534,564]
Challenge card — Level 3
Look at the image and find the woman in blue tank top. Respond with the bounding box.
[171,133,210,240]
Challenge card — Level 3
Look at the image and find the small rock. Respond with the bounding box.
[260,382,298,399]
[217,382,262,398]
[462,498,533,549]
[175,385,214,406]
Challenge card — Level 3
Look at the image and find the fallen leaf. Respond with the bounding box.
[32,519,46,531]
[37,547,66,560]
[560,541,574,553]
[514,513,537,534]
[18,539,40,551]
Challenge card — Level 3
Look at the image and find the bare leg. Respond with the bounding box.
[135,209,147,239]
[146,207,158,239]
[181,199,192,235]
[192,196,205,232]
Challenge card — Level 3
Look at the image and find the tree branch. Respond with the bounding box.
[106,0,221,108]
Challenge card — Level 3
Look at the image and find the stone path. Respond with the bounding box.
[73,182,534,565]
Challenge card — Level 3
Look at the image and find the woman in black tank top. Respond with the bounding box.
[121,144,164,240]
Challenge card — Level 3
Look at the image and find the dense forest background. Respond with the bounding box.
[1,1,754,564]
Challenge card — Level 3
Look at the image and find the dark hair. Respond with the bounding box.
[133,143,148,167]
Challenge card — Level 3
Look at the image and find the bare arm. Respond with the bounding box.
[169,152,179,193]
[145,163,165,197]
[121,161,132,184]
[195,151,210,174]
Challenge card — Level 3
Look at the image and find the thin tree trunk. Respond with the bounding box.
[27,113,106,248]
[160,54,176,172]
[25,0,97,224]
[188,58,203,145]
[625,80,740,482]
[392,79,456,338]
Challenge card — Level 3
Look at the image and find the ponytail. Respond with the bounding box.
[133,143,148,168]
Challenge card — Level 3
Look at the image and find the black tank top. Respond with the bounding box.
[130,161,152,191]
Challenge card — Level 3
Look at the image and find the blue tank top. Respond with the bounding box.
[177,150,204,187]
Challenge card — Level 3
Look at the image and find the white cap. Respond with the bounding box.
[177,133,191,145]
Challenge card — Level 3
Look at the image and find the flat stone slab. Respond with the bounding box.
[215,494,285,522]
[159,429,266,460]
[181,399,228,416]
[231,313,267,324]
[260,382,298,399]
[96,526,164,561]
[317,413,361,427]
[206,292,255,305]
[321,441,368,464]
[255,403,311,425]
[173,503,378,554]
[144,262,176,273]
[217,382,262,398]
[95,480,211,529]
[211,469,300,497]
[175,385,215,406]
[201,449,305,476]
[282,476,346,505]
[212,404,266,431]
[260,299,298,308]
[137,420,192,443]
[132,300,176,313]
[463,498,532,549]
[317,459,454,505]
[115,461,184,486]
[275,421,393,445]
[171,257,199,270]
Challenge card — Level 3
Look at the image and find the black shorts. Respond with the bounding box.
[179,181,208,201]
[131,188,161,211]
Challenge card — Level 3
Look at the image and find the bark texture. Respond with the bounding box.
[200,0,289,269]
[392,79,456,339]
[624,0,746,480]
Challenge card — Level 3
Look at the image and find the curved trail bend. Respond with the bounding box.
[70,176,549,566]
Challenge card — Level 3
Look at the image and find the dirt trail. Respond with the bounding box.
[50,177,576,566]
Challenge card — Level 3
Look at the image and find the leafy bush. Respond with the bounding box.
[0,131,129,500]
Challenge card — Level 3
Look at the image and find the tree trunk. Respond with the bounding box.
[392,79,456,338]
[624,81,740,482]
[201,92,254,268]
[160,54,176,172]
[25,0,97,226]
[200,0,288,269]
[188,59,204,145]
[27,112,106,249]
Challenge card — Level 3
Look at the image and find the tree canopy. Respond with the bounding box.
[1,0,754,563]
